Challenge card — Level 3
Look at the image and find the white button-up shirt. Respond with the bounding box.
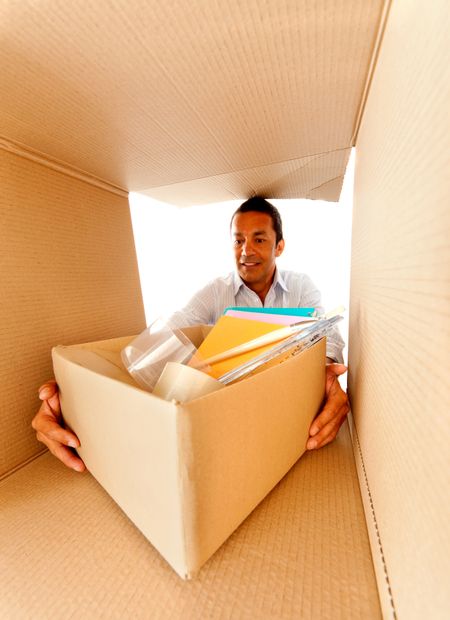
[167,269,344,362]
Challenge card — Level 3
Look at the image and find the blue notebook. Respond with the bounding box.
[223,306,316,317]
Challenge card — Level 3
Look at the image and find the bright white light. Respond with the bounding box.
[129,150,355,362]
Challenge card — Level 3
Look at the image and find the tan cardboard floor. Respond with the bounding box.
[0,423,380,619]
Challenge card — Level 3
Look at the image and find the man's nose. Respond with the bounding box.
[241,239,255,255]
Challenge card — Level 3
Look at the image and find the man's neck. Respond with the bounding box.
[245,267,276,304]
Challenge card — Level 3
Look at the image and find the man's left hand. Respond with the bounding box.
[306,363,350,450]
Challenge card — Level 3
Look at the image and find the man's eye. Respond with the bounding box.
[234,239,243,246]
[255,238,265,243]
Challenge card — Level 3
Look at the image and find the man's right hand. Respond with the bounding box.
[32,380,86,472]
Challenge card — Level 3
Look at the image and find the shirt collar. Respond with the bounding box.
[232,267,289,295]
[232,270,244,295]
[272,268,289,292]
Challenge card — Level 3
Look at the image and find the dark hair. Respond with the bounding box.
[231,197,284,244]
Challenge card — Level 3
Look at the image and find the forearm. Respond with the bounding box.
[325,326,345,364]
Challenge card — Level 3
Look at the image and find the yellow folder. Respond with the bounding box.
[191,315,286,379]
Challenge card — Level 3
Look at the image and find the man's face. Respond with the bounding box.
[231,211,285,288]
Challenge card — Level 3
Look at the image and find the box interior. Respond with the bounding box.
[1,0,449,617]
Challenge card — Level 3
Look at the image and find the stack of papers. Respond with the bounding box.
[223,306,316,326]
[189,307,343,385]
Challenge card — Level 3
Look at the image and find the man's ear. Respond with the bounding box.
[275,239,285,257]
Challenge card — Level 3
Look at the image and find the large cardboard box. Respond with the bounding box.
[2,1,448,616]
[52,327,326,578]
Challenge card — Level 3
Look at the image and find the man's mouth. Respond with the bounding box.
[240,261,260,267]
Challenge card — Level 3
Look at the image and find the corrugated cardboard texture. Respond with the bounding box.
[141,149,352,207]
[349,1,450,618]
[0,150,146,478]
[0,426,381,619]
[0,1,384,204]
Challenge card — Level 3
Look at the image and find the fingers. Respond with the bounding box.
[326,363,347,377]
[306,402,348,450]
[37,432,85,472]
[309,381,349,437]
[325,364,347,393]
[38,380,58,401]
[38,381,62,415]
[32,400,85,472]
[307,379,350,450]
[33,413,80,449]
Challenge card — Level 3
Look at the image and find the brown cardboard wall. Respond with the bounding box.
[0,430,381,619]
[0,150,146,478]
[349,0,450,618]
[0,1,384,204]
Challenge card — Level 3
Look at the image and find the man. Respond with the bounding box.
[33,197,350,473]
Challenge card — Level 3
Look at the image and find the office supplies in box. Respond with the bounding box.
[190,313,342,384]
[52,326,326,579]
[121,320,197,391]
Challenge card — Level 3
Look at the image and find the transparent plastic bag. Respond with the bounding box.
[121,319,196,392]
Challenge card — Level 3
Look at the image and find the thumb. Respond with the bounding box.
[327,363,347,377]
[38,380,58,401]
[47,392,61,415]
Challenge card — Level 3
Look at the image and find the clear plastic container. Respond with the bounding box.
[121,320,196,392]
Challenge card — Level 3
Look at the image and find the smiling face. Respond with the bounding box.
[231,211,285,300]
